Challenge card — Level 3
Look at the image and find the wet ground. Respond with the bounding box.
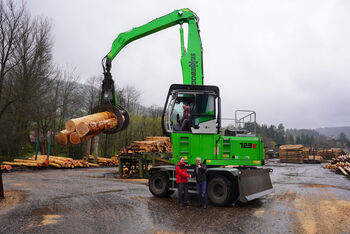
[0,160,350,234]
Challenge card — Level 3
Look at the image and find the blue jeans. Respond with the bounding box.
[196,181,207,206]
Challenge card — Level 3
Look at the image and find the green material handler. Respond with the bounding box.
[95,8,273,206]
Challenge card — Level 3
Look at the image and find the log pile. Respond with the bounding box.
[323,154,350,176]
[1,155,100,169]
[88,155,119,166]
[120,136,173,154]
[0,164,12,172]
[317,148,345,160]
[56,111,118,145]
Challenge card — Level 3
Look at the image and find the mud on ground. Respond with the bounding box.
[0,161,349,233]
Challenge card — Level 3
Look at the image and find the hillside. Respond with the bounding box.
[316,126,350,139]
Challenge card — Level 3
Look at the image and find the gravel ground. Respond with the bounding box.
[0,160,349,233]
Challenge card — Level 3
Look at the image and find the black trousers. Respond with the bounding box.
[177,182,189,204]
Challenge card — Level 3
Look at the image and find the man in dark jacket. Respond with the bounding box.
[192,157,208,208]
[175,157,191,207]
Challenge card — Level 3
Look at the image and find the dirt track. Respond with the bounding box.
[0,160,349,233]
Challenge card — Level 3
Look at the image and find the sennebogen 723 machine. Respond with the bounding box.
[95,8,273,206]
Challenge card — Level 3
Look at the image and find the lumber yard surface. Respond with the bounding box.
[0,161,349,233]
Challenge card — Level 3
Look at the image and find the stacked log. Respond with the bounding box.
[1,155,100,169]
[0,165,12,172]
[120,136,173,154]
[279,145,304,163]
[56,111,118,145]
[323,154,350,176]
[88,156,119,166]
[317,148,345,160]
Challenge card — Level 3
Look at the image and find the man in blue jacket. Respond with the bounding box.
[192,157,208,208]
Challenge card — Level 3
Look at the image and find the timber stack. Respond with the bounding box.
[120,136,173,154]
[0,165,12,173]
[279,145,323,164]
[1,155,99,169]
[279,145,305,163]
[56,111,121,145]
[88,155,119,166]
[323,154,350,176]
[1,155,120,169]
[317,148,345,160]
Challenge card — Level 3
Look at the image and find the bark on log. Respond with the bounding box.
[344,167,350,174]
[86,138,92,157]
[56,130,71,145]
[49,162,62,168]
[65,111,116,133]
[2,161,40,167]
[76,118,117,137]
[338,166,348,176]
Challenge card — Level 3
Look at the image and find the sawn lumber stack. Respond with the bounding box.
[279,145,323,164]
[120,137,173,154]
[56,111,120,145]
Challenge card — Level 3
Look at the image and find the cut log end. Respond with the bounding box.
[70,132,81,144]
[65,120,76,133]
[76,122,90,137]
[56,130,70,145]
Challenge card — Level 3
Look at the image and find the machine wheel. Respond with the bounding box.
[207,176,235,206]
[149,172,170,197]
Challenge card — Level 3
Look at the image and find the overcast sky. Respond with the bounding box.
[25,0,350,129]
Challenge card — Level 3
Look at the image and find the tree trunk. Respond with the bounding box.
[86,138,92,157]
[69,132,94,145]
[93,136,99,164]
[65,111,116,133]
[76,118,117,137]
[56,130,71,145]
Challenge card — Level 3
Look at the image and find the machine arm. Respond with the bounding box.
[103,8,204,85]
[97,8,204,134]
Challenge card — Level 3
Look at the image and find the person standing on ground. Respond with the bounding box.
[176,157,191,207]
[192,157,208,208]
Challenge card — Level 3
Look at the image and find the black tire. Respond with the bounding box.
[207,176,235,206]
[149,172,170,197]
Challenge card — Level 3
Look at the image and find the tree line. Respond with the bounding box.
[0,1,163,161]
[257,123,350,151]
[1,1,347,162]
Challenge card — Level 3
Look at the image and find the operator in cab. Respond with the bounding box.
[176,157,191,207]
[177,104,191,131]
[192,157,208,208]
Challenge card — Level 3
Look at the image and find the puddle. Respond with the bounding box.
[302,183,350,191]
[97,189,123,194]
[40,214,62,225]
[87,175,105,178]
[283,173,298,177]
[29,207,63,227]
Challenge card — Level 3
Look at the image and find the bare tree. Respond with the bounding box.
[84,75,101,113]
[56,65,81,129]
[5,14,54,156]
[0,0,25,118]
